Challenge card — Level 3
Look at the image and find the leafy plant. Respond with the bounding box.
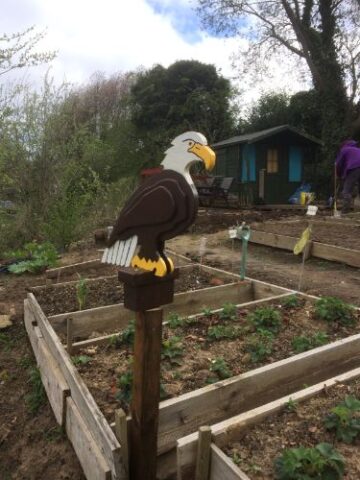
[285,397,298,412]
[76,276,88,311]
[324,395,360,444]
[72,355,92,366]
[25,367,46,414]
[274,443,345,480]
[7,241,58,274]
[201,307,213,317]
[162,336,183,363]
[247,307,282,334]
[108,320,135,348]
[209,357,233,380]
[167,312,184,329]
[0,332,14,352]
[207,324,242,341]
[245,332,273,363]
[292,332,328,353]
[116,369,133,404]
[315,297,356,326]
[281,295,302,309]
[219,303,237,321]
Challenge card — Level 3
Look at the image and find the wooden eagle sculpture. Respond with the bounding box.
[101,131,216,276]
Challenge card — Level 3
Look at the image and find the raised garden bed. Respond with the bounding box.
[176,366,360,480]
[24,261,360,480]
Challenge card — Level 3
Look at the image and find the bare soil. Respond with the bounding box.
[224,378,360,479]
[75,298,359,422]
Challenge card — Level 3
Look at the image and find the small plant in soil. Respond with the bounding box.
[72,355,92,366]
[161,336,183,363]
[281,294,303,309]
[116,369,133,404]
[247,306,282,334]
[167,312,184,329]
[25,367,46,414]
[219,303,237,321]
[209,357,233,380]
[207,324,242,341]
[315,297,356,326]
[274,442,345,480]
[201,307,213,318]
[109,320,136,348]
[76,276,88,311]
[0,332,14,352]
[292,331,328,353]
[245,332,273,363]
[285,397,298,412]
[324,395,360,444]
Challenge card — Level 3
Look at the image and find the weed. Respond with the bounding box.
[7,241,58,274]
[274,442,345,479]
[25,367,46,414]
[162,336,183,363]
[167,312,184,329]
[207,324,242,341]
[324,395,360,444]
[72,355,92,366]
[209,357,233,380]
[245,332,273,363]
[247,307,282,334]
[281,295,302,309]
[201,307,213,317]
[285,397,298,412]
[76,276,88,310]
[116,369,133,404]
[292,331,328,353]
[315,297,356,326]
[219,303,237,321]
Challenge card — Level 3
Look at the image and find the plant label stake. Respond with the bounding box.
[295,205,318,291]
[101,132,216,480]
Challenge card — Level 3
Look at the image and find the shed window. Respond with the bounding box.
[267,149,278,173]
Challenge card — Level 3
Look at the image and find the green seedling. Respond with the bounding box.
[109,320,136,348]
[209,357,233,380]
[72,355,92,366]
[207,324,242,341]
[162,336,183,363]
[76,275,88,311]
[247,306,282,334]
[245,332,273,363]
[285,397,298,412]
[201,307,213,318]
[292,331,328,353]
[25,367,46,414]
[116,369,133,404]
[219,303,237,321]
[274,442,345,480]
[167,312,184,329]
[324,395,360,444]
[315,297,356,326]
[281,295,302,309]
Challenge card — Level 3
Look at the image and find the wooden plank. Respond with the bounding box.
[24,301,70,426]
[195,427,212,480]
[27,293,125,480]
[30,274,117,291]
[177,366,360,480]
[209,444,249,480]
[46,259,103,279]
[156,332,360,456]
[115,410,129,479]
[66,397,112,480]
[250,230,296,251]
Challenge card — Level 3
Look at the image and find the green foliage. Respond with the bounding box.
[292,332,328,353]
[25,367,46,414]
[167,312,184,329]
[285,397,298,413]
[209,357,233,379]
[72,355,92,366]
[0,332,14,352]
[7,241,58,274]
[245,332,273,363]
[76,276,88,311]
[247,307,282,334]
[207,324,242,341]
[162,336,183,363]
[274,443,345,480]
[324,395,360,444]
[219,303,237,321]
[201,307,213,317]
[315,297,356,326]
[281,295,302,309]
[108,320,136,348]
[116,369,133,404]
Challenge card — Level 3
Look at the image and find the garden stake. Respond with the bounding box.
[240,224,251,280]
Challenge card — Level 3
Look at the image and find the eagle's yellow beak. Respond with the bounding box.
[190,143,216,171]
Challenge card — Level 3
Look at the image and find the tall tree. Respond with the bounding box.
[130,60,237,165]
[196,0,360,165]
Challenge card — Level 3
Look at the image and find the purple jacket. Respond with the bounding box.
[336,140,360,178]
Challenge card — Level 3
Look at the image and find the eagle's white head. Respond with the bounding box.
[161,131,216,180]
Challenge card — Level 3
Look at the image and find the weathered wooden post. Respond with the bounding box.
[100,131,216,479]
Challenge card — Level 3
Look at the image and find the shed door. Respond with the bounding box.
[263,147,287,203]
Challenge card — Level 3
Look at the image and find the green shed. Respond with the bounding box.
[212,125,322,205]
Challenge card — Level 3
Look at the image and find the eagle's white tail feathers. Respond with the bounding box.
[101,235,138,267]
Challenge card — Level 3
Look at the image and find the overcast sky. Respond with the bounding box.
[1,0,310,108]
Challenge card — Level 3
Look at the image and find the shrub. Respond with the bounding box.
[315,297,356,326]
[247,307,282,334]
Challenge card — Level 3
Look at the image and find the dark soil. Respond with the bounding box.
[224,378,360,479]
[74,298,360,422]
[35,267,233,316]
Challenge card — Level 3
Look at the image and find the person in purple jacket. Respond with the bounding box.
[335,139,360,212]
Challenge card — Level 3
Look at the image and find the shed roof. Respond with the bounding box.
[212,125,322,148]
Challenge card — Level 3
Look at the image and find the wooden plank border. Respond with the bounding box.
[177,366,360,480]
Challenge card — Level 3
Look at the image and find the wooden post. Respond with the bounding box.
[67,318,73,356]
[129,308,163,480]
[195,426,212,480]
[115,409,129,479]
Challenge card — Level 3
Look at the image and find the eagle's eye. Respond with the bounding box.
[188,141,195,147]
